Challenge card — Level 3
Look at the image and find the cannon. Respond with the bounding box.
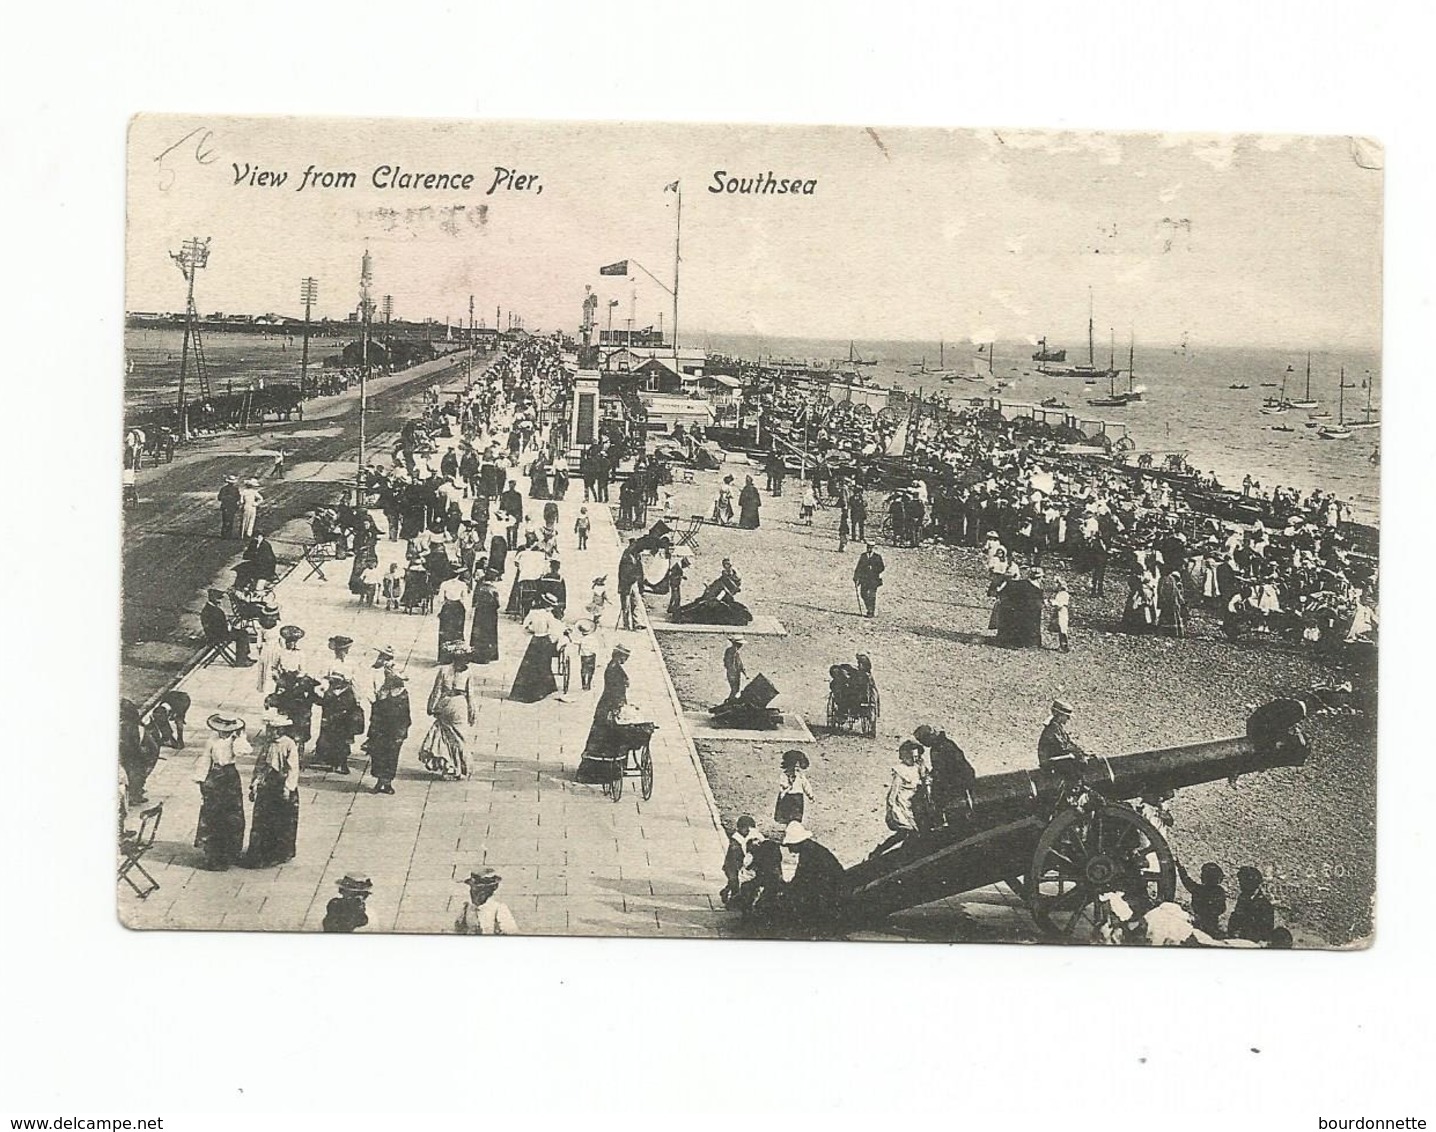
[841,699,1311,940]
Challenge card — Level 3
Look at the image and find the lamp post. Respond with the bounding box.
[299,276,318,401]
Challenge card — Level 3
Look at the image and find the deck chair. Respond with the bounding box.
[118,802,164,899]
[675,515,704,556]
[302,517,341,581]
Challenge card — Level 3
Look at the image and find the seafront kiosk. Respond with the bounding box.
[570,368,601,450]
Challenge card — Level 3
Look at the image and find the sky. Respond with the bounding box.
[126,116,1383,351]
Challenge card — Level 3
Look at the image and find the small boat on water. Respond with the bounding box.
[1286,354,1319,409]
[1229,383,1249,389]
[1318,366,1354,438]
[1040,396,1070,409]
[1346,371,1380,430]
[1269,424,1295,433]
[1260,365,1292,414]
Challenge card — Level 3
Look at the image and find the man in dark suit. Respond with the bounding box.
[914,724,976,822]
[853,541,885,618]
[234,532,278,591]
[201,589,252,665]
[217,475,241,538]
[499,480,524,548]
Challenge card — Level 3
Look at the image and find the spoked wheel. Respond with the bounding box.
[1026,803,1175,941]
[825,691,843,733]
[602,762,624,802]
[639,745,654,801]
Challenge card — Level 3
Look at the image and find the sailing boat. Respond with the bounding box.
[1318,367,1353,438]
[1286,352,1319,409]
[1261,365,1291,414]
[1039,289,1117,380]
[1346,370,1380,430]
[848,341,877,367]
[1088,332,1145,406]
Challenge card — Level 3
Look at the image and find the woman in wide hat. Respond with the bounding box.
[420,642,477,780]
[364,662,412,794]
[245,708,300,867]
[192,713,250,870]
[509,592,563,703]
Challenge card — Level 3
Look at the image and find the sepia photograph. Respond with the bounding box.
[118,114,1381,949]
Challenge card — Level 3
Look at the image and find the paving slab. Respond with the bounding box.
[682,709,815,743]
[119,427,728,939]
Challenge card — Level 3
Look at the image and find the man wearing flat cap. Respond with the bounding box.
[217,474,241,539]
[1038,700,1089,771]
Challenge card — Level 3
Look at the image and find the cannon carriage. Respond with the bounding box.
[841,699,1311,940]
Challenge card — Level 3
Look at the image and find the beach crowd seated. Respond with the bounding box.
[748,373,1377,652]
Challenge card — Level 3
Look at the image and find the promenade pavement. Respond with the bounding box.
[120,440,730,938]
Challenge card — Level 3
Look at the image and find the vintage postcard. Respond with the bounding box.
[120,115,1380,947]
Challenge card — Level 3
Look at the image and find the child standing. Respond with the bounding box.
[800,481,817,526]
[382,563,405,611]
[774,749,814,825]
[719,814,763,908]
[574,506,592,550]
[1050,576,1072,652]
[575,618,600,690]
[359,558,383,607]
[586,574,611,628]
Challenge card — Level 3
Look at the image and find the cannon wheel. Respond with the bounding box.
[1026,803,1175,940]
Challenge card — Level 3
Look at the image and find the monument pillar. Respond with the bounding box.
[571,368,601,450]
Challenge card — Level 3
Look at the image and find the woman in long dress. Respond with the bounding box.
[1157,568,1188,637]
[245,709,300,867]
[469,571,501,664]
[551,453,570,501]
[313,674,365,774]
[575,645,631,783]
[738,475,762,529]
[365,669,412,794]
[420,645,477,779]
[510,594,563,702]
[528,455,551,499]
[193,714,250,870]
[435,570,470,662]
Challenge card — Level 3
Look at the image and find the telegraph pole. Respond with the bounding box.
[358,250,374,503]
[299,276,318,401]
[170,236,211,439]
[468,293,475,384]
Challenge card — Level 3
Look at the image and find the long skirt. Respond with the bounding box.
[739,502,760,529]
[470,599,500,664]
[552,471,569,499]
[195,763,246,869]
[419,700,469,777]
[576,711,622,783]
[245,775,298,867]
[529,472,551,499]
[510,636,558,702]
[437,599,467,660]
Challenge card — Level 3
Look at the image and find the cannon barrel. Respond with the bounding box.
[952,698,1310,826]
[842,700,1310,922]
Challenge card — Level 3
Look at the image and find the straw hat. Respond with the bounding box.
[279,625,305,643]
[1050,700,1075,717]
[206,713,245,735]
[782,821,811,846]
[328,635,354,651]
[260,707,293,728]
[458,867,501,888]
[336,873,373,894]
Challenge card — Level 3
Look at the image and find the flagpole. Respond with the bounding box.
[672,183,681,367]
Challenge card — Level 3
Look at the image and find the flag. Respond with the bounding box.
[600,260,628,276]
[608,299,620,308]
[664,180,680,192]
